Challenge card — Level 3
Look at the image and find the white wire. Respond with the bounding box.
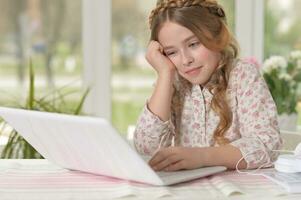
[235,149,294,176]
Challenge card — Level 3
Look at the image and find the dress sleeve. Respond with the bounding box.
[230,61,283,169]
[133,102,176,155]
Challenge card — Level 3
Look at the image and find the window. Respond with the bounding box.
[0,0,83,109]
[264,0,301,58]
[111,0,156,134]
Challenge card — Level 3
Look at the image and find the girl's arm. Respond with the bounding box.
[201,145,247,169]
[133,41,177,155]
[148,71,175,121]
[148,145,247,171]
[229,61,282,169]
[146,40,176,121]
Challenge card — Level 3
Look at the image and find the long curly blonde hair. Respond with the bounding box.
[149,0,239,145]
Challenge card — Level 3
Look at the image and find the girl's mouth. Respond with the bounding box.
[185,66,202,76]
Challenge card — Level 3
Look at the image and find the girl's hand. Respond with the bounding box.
[148,147,206,171]
[145,40,176,75]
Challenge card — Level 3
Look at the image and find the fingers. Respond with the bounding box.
[145,40,176,74]
[165,160,186,171]
[151,154,182,171]
[149,147,174,167]
[149,147,184,171]
[148,147,204,172]
[148,40,163,53]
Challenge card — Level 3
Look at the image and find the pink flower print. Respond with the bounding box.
[243,56,261,69]
[192,123,200,129]
[193,99,200,106]
[143,146,150,154]
[241,72,246,80]
[260,98,266,104]
[242,108,248,114]
[246,90,253,96]
[251,103,258,109]
[238,91,244,97]
[254,124,261,129]
[193,109,199,114]
[272,119,279,127]
[252,111,259,118]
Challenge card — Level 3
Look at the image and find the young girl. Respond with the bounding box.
[133,0,282,171]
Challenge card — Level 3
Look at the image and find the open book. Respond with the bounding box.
[0,106,226,186]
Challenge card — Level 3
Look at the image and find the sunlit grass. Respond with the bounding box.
[112,100,143,135]
[111,86,152,135]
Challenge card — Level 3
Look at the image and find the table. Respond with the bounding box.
[0,159,300,200]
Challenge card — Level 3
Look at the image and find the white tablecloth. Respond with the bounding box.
[0,159,300,200]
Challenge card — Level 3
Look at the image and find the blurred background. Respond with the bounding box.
[0,0,300,142]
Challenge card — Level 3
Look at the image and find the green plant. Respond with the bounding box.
[0,60,89,158]
[262,50,301,114]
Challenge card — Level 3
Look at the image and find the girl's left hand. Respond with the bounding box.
[148,147,206,171]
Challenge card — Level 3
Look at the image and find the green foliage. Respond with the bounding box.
[262,51,301,114]
[0,61,89,159]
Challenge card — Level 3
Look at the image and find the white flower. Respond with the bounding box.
[263,56,287,73]
[279,73,292,82]
[290,80,297,87]
[289,50,301,61]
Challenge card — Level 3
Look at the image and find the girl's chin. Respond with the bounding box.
[178,73,205,85]
[189,80,203,85]
[183,77,203,85]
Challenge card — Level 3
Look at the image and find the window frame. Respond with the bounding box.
[82,0,112,120]
[235,0,264,63]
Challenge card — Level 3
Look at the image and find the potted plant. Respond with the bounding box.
[262,50,301,131]
[0,60,89,158]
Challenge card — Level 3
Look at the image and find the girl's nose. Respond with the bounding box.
[182,51,194,66]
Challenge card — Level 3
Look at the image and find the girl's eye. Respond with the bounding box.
[189,42,200,48]
[165,51,176,56]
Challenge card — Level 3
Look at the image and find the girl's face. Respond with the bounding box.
[158,22,221,85]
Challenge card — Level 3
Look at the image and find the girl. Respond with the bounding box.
[133,0,282,171]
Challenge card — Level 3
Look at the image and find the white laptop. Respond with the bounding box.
[0,106,226,186]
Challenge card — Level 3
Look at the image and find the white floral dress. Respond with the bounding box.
[133,60,283,169]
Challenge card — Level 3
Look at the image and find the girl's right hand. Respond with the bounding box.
[145,40,176,76]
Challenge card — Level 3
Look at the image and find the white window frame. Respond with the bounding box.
[82,0,111,120]
[235,0,264,63]
[82,0,264,120]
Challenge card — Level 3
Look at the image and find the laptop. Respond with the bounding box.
[0,106,226,186]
